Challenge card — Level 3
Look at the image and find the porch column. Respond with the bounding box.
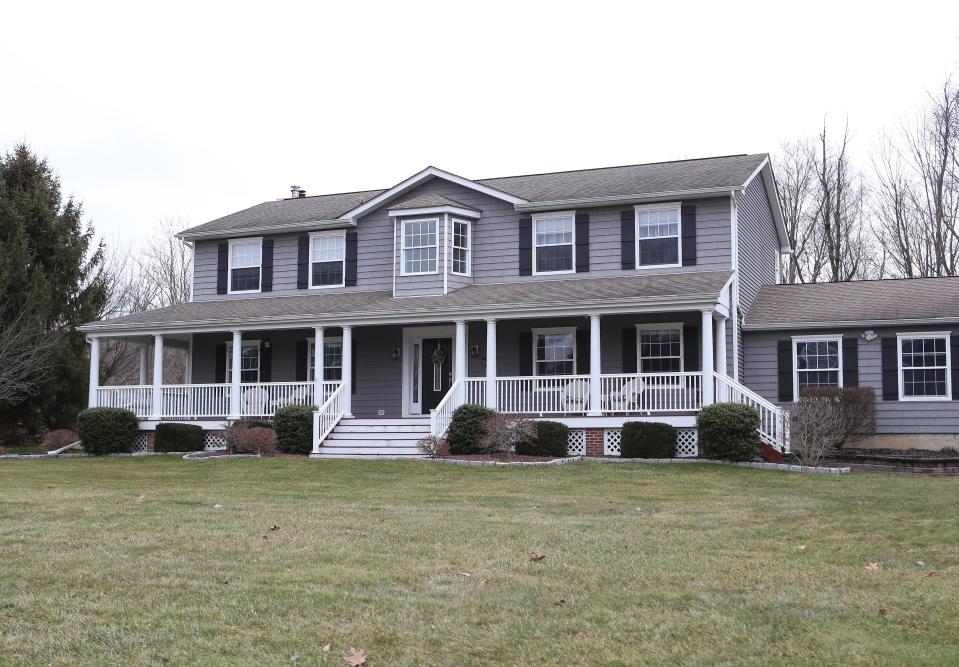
[228,330,242,420]
[151,334,164,419]
[313,326,325,407]
[138,344,149,385]
[341,325,353,417]
[88,337,101,408]
[485,319,497,410]
[587,314,602,415]
[701,309,715,406]
[715,315,728,402]
[454,320,467,403]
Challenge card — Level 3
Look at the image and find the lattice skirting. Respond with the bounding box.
[204,432,227,450]
[603,429,622,456]
[132,432,149,453]
[567,429,586,456]
[602,428,698,457]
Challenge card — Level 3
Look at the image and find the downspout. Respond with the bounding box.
[730,190,740,381]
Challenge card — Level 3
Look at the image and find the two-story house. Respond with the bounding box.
[79,154,959,456]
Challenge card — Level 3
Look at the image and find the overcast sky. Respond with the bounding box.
[3,1,958,249]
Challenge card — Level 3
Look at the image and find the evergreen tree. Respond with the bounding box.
[0,144,107,440]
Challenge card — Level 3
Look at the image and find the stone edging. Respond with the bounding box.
[582,457,851,474]
[0,451,197,460]
[425,456,580,467]
[182,452,259,461]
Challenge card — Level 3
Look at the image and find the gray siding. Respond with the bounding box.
[743,326,959,434]
[737,173,779,313]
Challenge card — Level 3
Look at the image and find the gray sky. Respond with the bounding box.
[3,1,958,248]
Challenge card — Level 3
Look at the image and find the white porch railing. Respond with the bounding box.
[97,385,153,414]
[714,372,790,453]
[239,381,335,418]
[430,378,463,436]
[464,378,486,405]
[162,384,229,418]
[601,372,703,413]
[312,383,347,452]
[496,375,591,414]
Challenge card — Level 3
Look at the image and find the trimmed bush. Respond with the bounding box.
[274,404,314,455]
[697,403,761,462]
[516,420,569,457]
[154,423,204,452]
[76,408,138,455]
[620,421,677,458]
[447,404,495,455]
[225,422,278,455]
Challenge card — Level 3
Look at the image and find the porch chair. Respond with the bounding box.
[562,379,590,413]
[241,387,269,417]
[272,385,312,412]
[615,378,644,412]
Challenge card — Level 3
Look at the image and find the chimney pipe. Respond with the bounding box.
[298,189,306,198]
[290,185,300,198]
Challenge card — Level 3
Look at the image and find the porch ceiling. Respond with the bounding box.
[80,270,732,335]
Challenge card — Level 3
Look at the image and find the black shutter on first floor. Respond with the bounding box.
[295,340,308,381]
[518,217,532,276]
[576,328,589,374]
[214,343,226,383]
[261,238,274,292]
[683,325,700,372]
[518,331,533,376]
[620,210,635,270]
[260,340,272,382]
[575,213,589,273]
[777,340,793,402]
[344,230,358,286]
[622,328,637,373]
[681,204,697,266]
[842,337,859,387]
[881,337,898,400]
[216,243,228,295]
[953,337,959,400]
[296,235,309,289]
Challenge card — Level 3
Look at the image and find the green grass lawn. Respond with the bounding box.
[1,459,957,666]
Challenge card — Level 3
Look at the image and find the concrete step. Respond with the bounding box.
[313,446,422,456]
[340,418,430,427]
[326,432,426,443]
[335,424,431,434]
[323,437,422,448]
[310,452,422,459]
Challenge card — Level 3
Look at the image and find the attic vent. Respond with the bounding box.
[290,185,306,198]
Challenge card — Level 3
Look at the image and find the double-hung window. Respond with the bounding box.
[452,219,471,276]
[635,204,681,268]
[793,336,842,397]
[638,325,683,373]
[310,231,345,288]
[533,212,574,274]
[402,219,438,275]
[225,341,260,383]
[308,338,344,382]
[229,239,262,293]
[533,328,576,376]
[898,333,951,400]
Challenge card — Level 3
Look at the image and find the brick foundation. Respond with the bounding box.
[585,428,605,457]
[144,431,155,452]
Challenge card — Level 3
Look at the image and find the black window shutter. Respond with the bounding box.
[684,325,700,372]
[575,213,590,273]
[576,328,590,374]
[622,328,637,373]
[351,340,357,394]
[344,230,358,286]
[681,204,697,266]
[953,336,959,400]
[295,340,308,381]
[296,235,309,289]
[881,337,898,400]
[261,238,274,292]
[620,210,635,270]
[777,340,793,402]
[842,337,859,387]
[216,243,228,295]
[518,217,532,276]
[518,332,533,375]
[214,343,226,383]
[260,340,272,382]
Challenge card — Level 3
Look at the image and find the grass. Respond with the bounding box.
[1,459,957,666]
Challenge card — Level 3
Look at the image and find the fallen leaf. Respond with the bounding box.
[268,525,280,532]
[458,571,471,577]
[290,652,300,663]
[798,545,807,550]
[916,560,925,566]
[529,553,546,562]
[865,562,881,571]
[213,504,224,509]
[322,643,331,652]
[927,571,938,577]
[879,607,889,615]
[136,495,146,503]
[342,647,366,665]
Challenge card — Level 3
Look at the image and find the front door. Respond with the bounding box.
[420,337,453,411]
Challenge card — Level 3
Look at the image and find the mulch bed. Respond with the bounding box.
[440,454,565,463]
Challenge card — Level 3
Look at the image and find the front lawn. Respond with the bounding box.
[1,458,957,665]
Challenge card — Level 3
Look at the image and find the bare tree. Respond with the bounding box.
[776,140,826,283]
[142,218,192,307]
[0,309,60,405]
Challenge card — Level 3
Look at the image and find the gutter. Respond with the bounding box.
[742,316,959,332]
[176,219,354,242]
[513,186,742,212]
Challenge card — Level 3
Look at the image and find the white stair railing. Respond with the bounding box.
[312,383,347,453]
[713,372,790,453]
[430,378,463,436]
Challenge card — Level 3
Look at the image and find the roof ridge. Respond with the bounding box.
[279,187,386,202]
[475,154,759,183]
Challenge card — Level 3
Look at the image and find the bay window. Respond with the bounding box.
[402,219,438,275]
[452,219,471,276]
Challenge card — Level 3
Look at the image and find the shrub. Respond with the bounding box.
[620,421,677,458]
[697,403,760,462]
[76,408,138,455]
[154,423,204,452]
[274,405,314,455]
[447,404,495,454]
[225,422,278,455]
[798,387,876,449]
[482,414,537,456]
[516,420,569,457]
[241,419,274,430]
[415,435,446,458]
[41,429,80,452]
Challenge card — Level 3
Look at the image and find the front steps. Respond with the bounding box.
[310,417,430,458]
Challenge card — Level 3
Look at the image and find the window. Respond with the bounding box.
[452,219,471,276]
[533,328,576,376]
[402,219,438,275]
[308,338,344,382]
[793,336,842,397]
[310,231,345,288]
[638,325,683,373]
[225,341,260,383]
[533,212,574,274]
[899,334,951,400]
[228,239,262,293]
[635,204,681,268]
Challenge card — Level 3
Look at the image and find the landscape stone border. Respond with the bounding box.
[583,457,851,474]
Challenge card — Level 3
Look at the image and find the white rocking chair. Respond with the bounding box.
[562,379,590,413]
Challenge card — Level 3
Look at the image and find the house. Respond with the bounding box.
[78,154,957,457]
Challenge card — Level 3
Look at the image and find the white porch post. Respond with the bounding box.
[701,309,715,406]
[88,337,101,408]
[454,320,467,403]
[341,325,353,417]
[313,326,325,407]
[485,319,497,410]
[715,315,728,402]
[587,314,602,415]
[151,334,164,419]
[138,344,149,385]
[228,330,242,420]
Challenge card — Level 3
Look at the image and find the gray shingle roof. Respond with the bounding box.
[388,193,478,211]
[178,154,768,239]
[745,277,959,329]
[81,271,732,333]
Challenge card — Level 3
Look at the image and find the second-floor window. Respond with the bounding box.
[229,238,262,293]
[402,219,438,275]
[533,212,574,274]
[635,204,681,268]
[452,219,471,276]
[310,231,345,288]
